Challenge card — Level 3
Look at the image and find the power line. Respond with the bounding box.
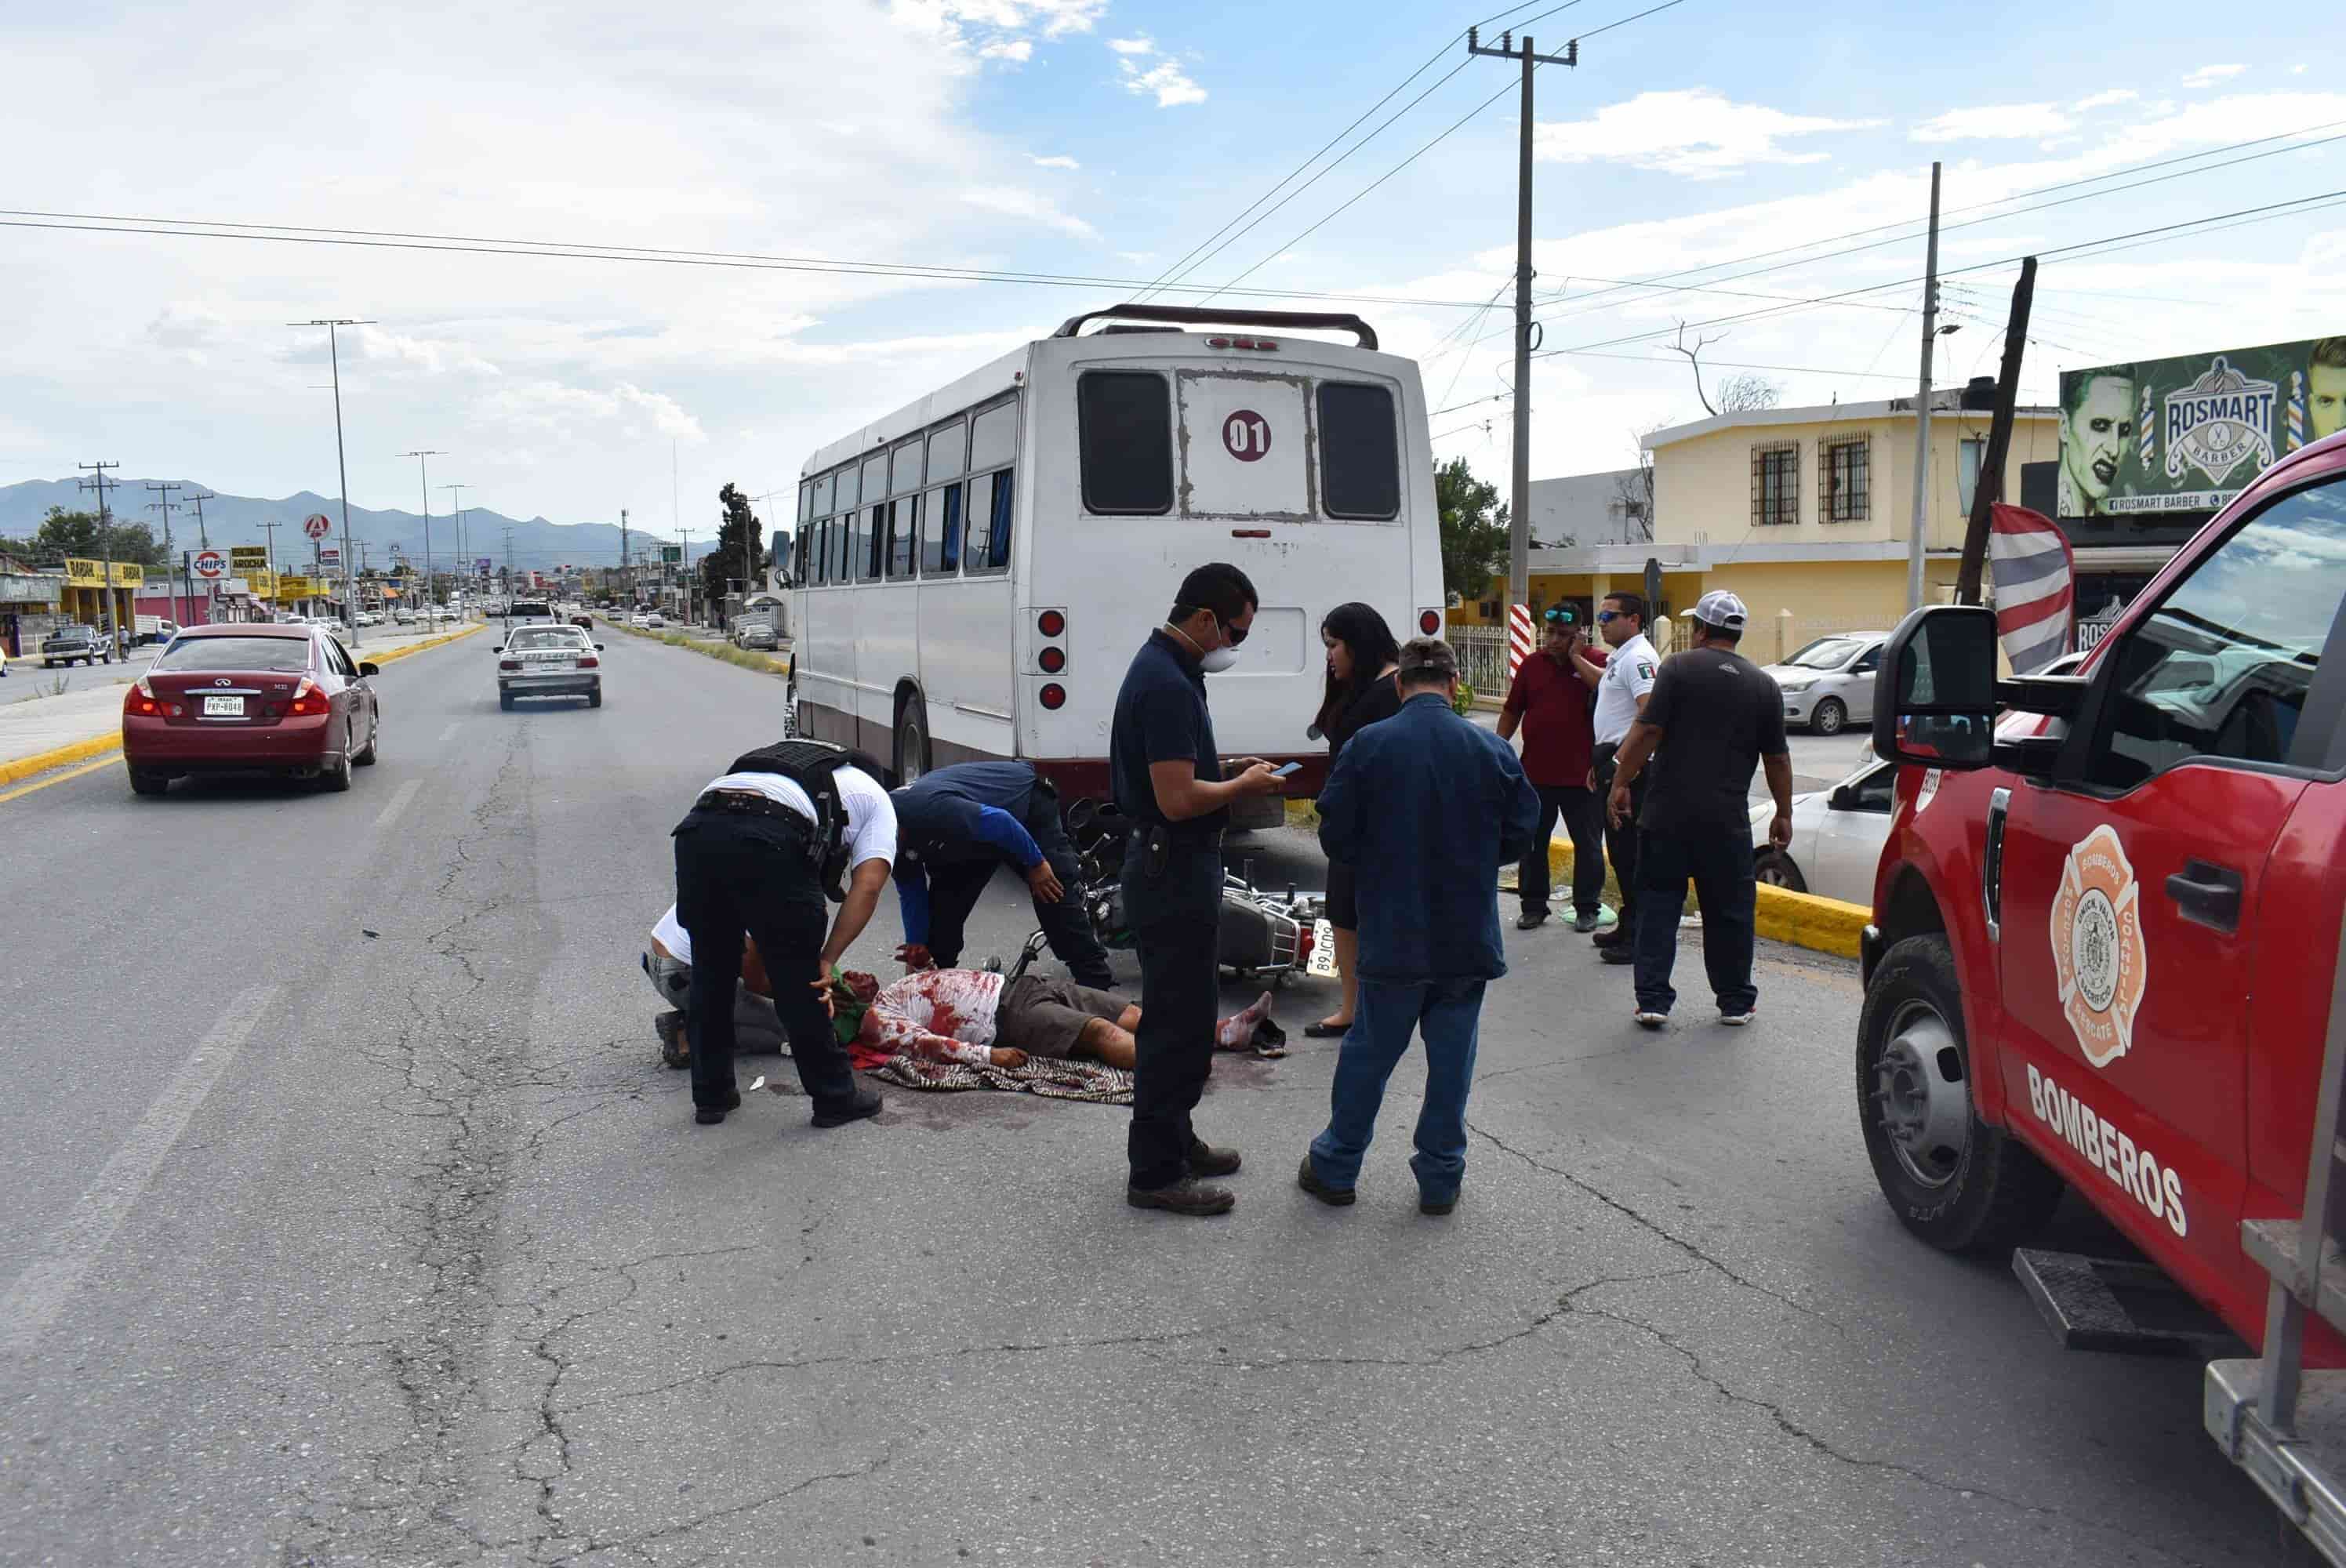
[0,209,1505,311]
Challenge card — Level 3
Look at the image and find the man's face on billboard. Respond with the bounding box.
[2312,363,2346,443]
[2064,376,2134,506]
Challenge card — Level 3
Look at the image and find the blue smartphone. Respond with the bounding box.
[1272,761,1302,778]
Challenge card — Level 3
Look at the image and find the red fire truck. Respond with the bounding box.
[1859,426,2346,1560]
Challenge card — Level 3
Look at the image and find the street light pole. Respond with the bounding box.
[441,483,467,617]
[290,318,374,647]
[401,448,444,629]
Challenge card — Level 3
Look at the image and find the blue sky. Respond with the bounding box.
[2,0,2343,549]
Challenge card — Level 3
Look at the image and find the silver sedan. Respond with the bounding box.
[497,625,604,710]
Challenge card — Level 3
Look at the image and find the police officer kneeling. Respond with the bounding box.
[1111,562,1284,1217]
[670,739,898,1127]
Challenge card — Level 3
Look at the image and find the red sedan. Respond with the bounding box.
[122,624,381,797]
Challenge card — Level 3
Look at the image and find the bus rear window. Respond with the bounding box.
[1077,371,1172,515]
[1318,382,1400,521]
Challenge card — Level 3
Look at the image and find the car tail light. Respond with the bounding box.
[1419,609,1442,635]
[1039,683,1066,710]
[286,677,327,716]
[499,658,521,671]
[1038,646,1065,673]
[577,655,599,668]
[125,679,162,717]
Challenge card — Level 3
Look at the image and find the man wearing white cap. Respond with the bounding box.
[1603,590,1793,1029]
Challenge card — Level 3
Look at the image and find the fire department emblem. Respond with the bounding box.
[2163,355,2277,489]
[2050,825,2147,1069]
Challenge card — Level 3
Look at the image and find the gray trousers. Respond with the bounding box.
[642,949,788,1054]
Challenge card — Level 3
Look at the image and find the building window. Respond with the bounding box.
[1958,436,1986,516]
[1751,441,1799,526]
[1821,436,1870,522]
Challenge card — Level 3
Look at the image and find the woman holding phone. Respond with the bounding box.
[1306,602,1404,1038]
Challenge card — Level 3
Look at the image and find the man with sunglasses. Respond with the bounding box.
[1582,593,1659,963]
[1109,562,1285,1217]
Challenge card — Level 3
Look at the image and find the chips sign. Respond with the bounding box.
[192,550,226,579]
[2059,334,2346,521]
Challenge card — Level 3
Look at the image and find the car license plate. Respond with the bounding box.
[203,695,245,717]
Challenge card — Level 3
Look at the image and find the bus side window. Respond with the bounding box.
[891,494,921,579]
[968,469,1015,575]
[797,522,814,586]
[924,483,963,575]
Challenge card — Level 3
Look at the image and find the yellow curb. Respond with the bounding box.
[0,733,122,786]
[1534,834,1867,960]
[0,622,483,789]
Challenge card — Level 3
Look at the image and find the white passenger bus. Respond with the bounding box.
[785,303,1445,806]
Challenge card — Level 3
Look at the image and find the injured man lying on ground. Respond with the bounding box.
[837,966,1276,1073]
[647,903,1279,1073]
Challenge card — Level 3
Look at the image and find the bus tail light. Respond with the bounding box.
[1037,609,1066,638]
[1039,684,1066,710]
[1035,607,1068,680]
[1418,608,1443,636]
[1038,646,1065,673]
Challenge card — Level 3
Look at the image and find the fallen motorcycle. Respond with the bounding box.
[999,799,1323,985]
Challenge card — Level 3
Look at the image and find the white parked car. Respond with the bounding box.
[1750,753,1894,906]
[643,612,666,629]
[1763,633,1887,736]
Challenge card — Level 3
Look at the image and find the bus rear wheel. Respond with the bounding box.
[894,702,930,787]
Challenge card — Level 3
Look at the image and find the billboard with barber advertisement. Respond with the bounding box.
[2058,336,2346,525]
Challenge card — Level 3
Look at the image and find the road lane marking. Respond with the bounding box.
[436,721,461,747]
[372,777,423,832]
[0,984,281,1356]
[0,755,120,805]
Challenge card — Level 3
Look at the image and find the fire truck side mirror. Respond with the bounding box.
[1873,605,1999,770]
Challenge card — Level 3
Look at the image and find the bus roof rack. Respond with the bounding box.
[1051,303,1378,351]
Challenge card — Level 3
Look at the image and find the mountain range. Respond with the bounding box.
[0,478,764,572]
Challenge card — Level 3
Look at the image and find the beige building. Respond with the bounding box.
[1462,390,2060,660]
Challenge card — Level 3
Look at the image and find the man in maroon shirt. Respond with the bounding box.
[1497,607,1607,931]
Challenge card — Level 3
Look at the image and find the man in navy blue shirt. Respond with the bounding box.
[1299,636,1540,1216]
[890,760,1114,988]
[1110,562,1284,1218]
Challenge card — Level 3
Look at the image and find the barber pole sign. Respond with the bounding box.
[1506,603,1535,678]
[1988,503,2075,674]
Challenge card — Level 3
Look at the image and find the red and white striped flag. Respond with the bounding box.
[1506,603,1535,678]
[1988,503,2074,674]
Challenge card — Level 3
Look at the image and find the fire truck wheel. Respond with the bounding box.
[1857,934,2063,1255]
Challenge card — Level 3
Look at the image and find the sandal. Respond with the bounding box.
[656,1011,690,1069]
[1302,1019,1350,1038]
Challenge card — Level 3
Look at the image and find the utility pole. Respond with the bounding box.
[76,462,120,644]
[259,517,284,621]
[441,484,467,616]
[146,481,183,626]
[619,508,630,606]
[1956,257,2039,607]
[1906,162,1945,614]
[290,318,374,646]
[1467,26,1575,618]
[187,491,216,623]
[400,448,443,629]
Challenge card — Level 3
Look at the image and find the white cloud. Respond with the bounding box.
[473,380,704,445]
[979,38,1032,61]
[2073,89,2137,111]
[146,301,230,352]
[960,184,1100,238]
[1030,153,1080,169]
[1113,38,1206,107]
[1912,103,2075,143]
[2184,64,2245,87]
[1533,89,1880,178]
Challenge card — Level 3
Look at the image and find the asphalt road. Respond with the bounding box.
[0,628,2289,1566]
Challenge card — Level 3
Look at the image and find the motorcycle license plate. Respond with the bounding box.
[1308,919,1339,978]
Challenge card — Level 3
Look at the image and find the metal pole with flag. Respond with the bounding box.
[1987,503,2075,673]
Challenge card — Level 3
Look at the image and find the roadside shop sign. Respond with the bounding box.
[62,558,145,589]
[229,545,268,568]
[2058,333,2346,520]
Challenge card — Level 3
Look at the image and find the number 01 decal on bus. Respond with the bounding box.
[1222,409,1272,463]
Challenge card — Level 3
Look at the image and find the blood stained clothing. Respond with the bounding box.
[852,968,1007,1069]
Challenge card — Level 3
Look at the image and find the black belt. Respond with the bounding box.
[693,790,808,826]
[1142,823,1224,849]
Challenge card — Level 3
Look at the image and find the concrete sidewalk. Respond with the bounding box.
[0,622,482,784]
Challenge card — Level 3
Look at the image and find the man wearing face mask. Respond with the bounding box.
[1109,562,1285,1217]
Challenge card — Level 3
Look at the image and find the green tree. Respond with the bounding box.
[701,483,764,616]
[23,506,168,568]
[1437,457,1509,602]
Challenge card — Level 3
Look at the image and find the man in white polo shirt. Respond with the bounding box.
[1583,591,1659,964]
[669,740,897,1128]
